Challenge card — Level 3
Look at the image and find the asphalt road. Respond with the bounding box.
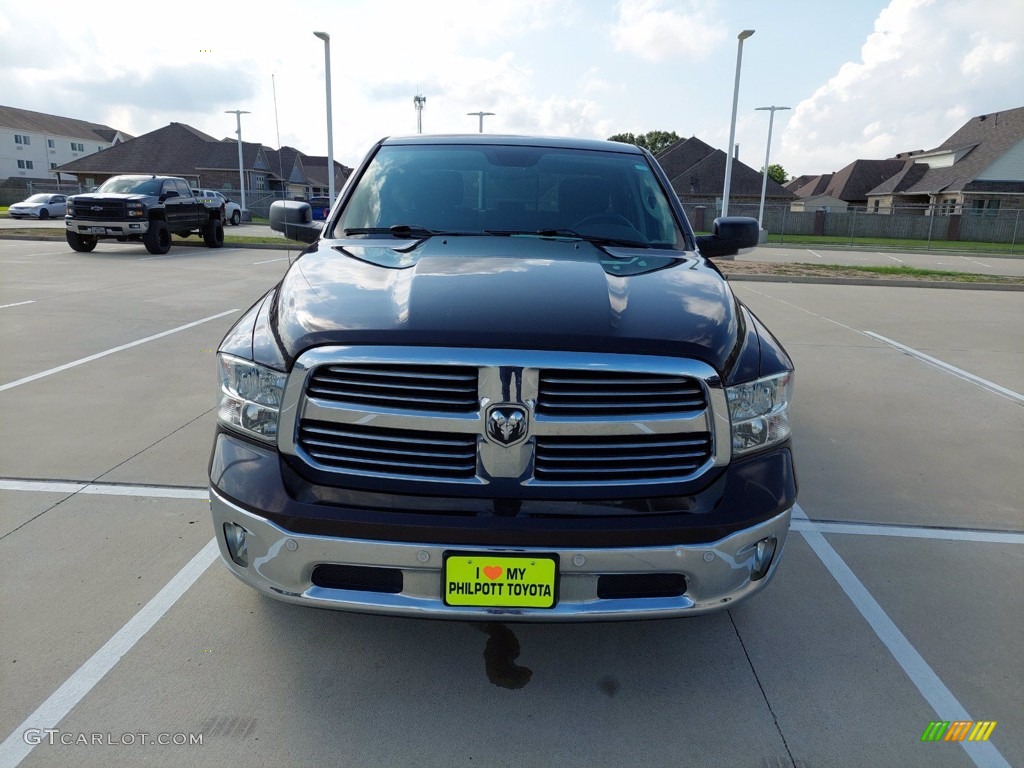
[0,238,1021,768]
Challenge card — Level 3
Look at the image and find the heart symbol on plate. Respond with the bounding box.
[483,565,503,581]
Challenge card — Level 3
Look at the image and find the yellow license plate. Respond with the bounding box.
[443,553,558,609]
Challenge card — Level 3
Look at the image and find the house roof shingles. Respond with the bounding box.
[868,106,1024,197]
[0,104,131,143]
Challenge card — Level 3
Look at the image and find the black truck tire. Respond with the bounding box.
[203,218,225,248]
[66,230,97,252]
[143,221,172,254]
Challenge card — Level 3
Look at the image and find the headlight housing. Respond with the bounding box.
[127,201,144,217]
[217,354,287,443]
[726,372,793,456]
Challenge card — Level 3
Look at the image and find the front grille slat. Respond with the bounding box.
[538,370,706,417]
[307,364,478,413]
[534,433,712,482]
[298,420,477,480]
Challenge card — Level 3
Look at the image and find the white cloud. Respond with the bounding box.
[611,0,726,62]
[778,0,1024,174]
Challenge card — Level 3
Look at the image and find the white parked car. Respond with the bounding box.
[9,193,67,219]
[192,189,243,225]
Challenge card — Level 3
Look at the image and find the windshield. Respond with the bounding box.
[335,144,687,249]
[24,194,52,203]
[97,177,163,195]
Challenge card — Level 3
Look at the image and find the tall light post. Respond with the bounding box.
[721,29,754,217]
[313,31,335,204]
[225,110,250,215]
[755,105,790,230]
[467,111,495,133]
[414,94,426,134]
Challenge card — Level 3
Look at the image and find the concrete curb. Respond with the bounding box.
[723,273,1024,291]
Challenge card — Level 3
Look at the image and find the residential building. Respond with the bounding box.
[55,122,352,210]
[786,159,905,210]
[0,105,130,187]
[654,136,793,228]
[866,106,1024,215]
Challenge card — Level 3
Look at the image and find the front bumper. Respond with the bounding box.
[210,487,791,621]
[66,218,149,237]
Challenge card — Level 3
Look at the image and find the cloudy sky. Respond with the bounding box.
[2,0,1021,177]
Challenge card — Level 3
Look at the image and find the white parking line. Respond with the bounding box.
[0,540,218,768]
[806,249,823,259]
[0,309,238,393]
[880,253,904,263]
[252,257,288,265]
[791,519,1024,545]
[0,479,208,499]
[793,505,1012,768]
[0,301,35,309]
[864,332,1024,404]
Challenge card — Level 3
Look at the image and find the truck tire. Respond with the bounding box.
[203,218,225,248]
[66,230,97,252]
[143,221,171,254]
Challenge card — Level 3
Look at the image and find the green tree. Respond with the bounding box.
[608,130,681,156]
[761,163,788,185]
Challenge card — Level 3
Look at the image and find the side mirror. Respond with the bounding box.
[696,216,759,259]
[270,200,323,244]
[160,190,179,202]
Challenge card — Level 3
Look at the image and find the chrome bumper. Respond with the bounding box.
[211,489,791,621]
[66,219,149,236]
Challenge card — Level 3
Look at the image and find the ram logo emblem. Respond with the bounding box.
[485,405,529,446]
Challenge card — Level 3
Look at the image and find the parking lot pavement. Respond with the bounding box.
[0,240,1021,768]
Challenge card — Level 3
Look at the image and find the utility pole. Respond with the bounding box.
[414,94,426,134]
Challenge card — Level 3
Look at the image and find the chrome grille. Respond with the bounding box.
[298,420,477,479]
[534,433,712,482]
[537,370,706,416]
[307,364,478,413]
[280,347,728,491]
[70,199,124,220]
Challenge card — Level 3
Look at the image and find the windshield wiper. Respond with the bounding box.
[343,224,481,238]
[487,228,650,249]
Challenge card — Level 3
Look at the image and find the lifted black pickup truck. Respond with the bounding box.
[65,175,225,254]
[209,135,796,621]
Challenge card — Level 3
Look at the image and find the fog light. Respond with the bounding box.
[750,536,777,581]
[223,522,250,568]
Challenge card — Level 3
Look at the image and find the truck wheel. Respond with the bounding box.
[143,222,171,254]
[231,210,241,225]
[203,218,225,248]
[66,230,97,252]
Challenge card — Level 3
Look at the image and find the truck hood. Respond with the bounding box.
[272,236,741,373]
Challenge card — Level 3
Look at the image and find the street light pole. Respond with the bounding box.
[467,111,495,133]
[225,110,250,215]
[755,105,790,230]
[313,31,335,204]
[721,29,754,217]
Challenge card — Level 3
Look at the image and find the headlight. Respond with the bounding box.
[217,354,287,442]
[127,202,144,217]
[726,372,793,456]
